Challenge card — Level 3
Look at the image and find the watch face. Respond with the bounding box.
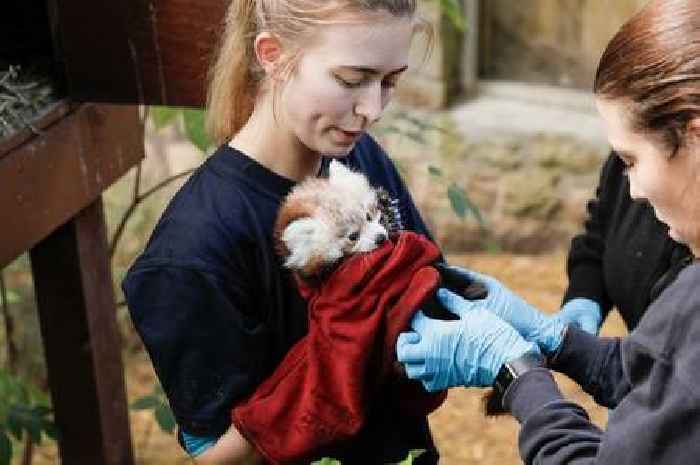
[494,363,516,396]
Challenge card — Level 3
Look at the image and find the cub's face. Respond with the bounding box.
[275,160,389,276]
[333,196,388,256]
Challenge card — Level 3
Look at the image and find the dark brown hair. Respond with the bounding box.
[594,0,700,155]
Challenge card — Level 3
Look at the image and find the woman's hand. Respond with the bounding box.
[396,289,540,391]
[194,424,264,465]
[446,266,566,355]
[555,298,603,335]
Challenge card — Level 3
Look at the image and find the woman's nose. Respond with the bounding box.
[354,85,384,125]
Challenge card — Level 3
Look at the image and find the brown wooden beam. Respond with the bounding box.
[51,0,228,106]
[0,103,144,268]
[30,198,134,465]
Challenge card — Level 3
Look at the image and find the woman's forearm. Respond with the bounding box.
[195,424,264,465]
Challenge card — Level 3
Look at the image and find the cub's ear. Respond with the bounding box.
[281,218,333,269]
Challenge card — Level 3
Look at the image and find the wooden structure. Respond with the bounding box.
[1,1,229,463]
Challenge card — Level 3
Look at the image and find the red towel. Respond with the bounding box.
[231,231,446,464]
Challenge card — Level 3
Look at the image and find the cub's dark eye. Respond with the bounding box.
[366,213,372,221]
[348,231,360,241]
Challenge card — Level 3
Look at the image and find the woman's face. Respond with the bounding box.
[595,97,700,253]
[277,12,414,157]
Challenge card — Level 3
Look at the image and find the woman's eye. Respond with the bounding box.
[335,75,363,88]
[348,231,360,241]
[382,79,398,89]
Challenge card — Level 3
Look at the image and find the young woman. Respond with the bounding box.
[123,1,440,464]
[397,0,700,463]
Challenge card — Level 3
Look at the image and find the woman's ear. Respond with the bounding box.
[688,117,700,143]
[254,32,283,75]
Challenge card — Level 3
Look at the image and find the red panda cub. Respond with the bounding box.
[274,160,392,283]
[273,160,504,412]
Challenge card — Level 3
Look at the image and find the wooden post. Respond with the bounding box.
[462,0,480,98]
[30,199,134,465]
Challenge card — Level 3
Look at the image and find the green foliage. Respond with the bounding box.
[311,449,425,465]
[429,165,486,228]
[311,458,342,465]
[182,109,211,153]
[0,370,55,465]
[438,0,466,31]
[149,106,212,153]
[130,383,177,434]
[150,106,180,130]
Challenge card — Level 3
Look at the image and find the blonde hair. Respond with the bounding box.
[205,0,433,145]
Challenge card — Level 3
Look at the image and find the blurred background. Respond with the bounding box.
[1,1,648,464]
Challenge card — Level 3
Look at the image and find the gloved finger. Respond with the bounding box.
[437,288,479,318]
[576,317,599,335]
[421,378,445,393]
[403,362,429,380]
[396,331,421,355]
[396,336,428,364]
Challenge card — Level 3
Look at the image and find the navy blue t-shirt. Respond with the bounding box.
[122,134,440,464]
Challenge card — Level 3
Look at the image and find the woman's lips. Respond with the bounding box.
[334,128,362,144]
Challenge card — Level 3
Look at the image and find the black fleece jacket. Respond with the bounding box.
[564,153,691,329]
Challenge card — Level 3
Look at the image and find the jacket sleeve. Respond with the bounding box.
[549,327,631,408]
[122,257,271,438]
[508,337,700,465]
[563,153,619,315]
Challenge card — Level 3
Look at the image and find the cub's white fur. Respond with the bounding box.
[274,160,389,278]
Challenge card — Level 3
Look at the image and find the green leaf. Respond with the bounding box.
[6,410,23,441]
[428,165,443,177]
[389,448,426,465]
[447,183,467,219]
[32,405,52,417]
[4,289,21,305]
[130,395,161,411]
[403,131,426,145]
[26,416,42,444]
[150,106,180,130]
[41,421,58,441]
[182,109,211,153]
[310,458,341,465]
[0,432,11,465]
[440,0,466,31]
[154,404,176,434]
[447,183,486,227]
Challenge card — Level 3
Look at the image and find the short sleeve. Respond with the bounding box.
[122,258,272,437]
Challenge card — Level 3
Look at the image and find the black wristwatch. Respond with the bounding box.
[493,351,546,403]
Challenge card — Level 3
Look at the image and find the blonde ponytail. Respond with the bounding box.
[205,0,262,145]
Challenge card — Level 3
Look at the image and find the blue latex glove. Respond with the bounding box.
[555,298,602,335]
[447,266,565,355]
[396,288,540,391]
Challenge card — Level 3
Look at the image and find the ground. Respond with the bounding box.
[40,251,624,465]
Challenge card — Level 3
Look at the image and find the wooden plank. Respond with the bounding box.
[0,103,144,268]
[51,0,228,106]
[0,101,73,160]
[30,199,134,465]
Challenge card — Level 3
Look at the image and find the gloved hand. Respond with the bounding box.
[554,298,602,335]
[445,266,565,355]
[396,288,540,391]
